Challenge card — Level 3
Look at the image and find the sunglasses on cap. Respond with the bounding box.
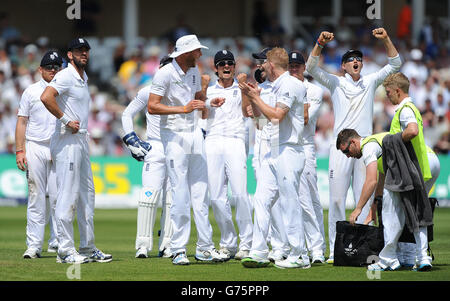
[345,56,362,63]
[342,141,352,154]
[43,64,61,71]
[216,60,235,67]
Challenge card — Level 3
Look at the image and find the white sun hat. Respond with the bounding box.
[169,34,208,58]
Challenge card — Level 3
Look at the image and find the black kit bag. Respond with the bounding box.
[333,221,384,267]
[334,197,384,267]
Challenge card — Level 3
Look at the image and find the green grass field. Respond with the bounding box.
[1,206,449,282]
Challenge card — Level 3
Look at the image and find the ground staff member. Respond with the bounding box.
[336,127,439,272]
[306,28,401,263]
[41,38,112,264]
[16,50,62,259]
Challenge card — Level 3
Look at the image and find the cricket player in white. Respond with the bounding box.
[246,47,290,263]
[16,50,61,259]
[240,48,309,269]
[204,50,253,261]
[41,38,112,264]
[306,28,401,263]
[288,51,326,263]
[147,35,225,265]
[121,81,173,259]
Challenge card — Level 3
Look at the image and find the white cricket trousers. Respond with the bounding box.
[250,144,307,261]
[397,151,441,265]
[298,143,326,257]
[205,136,253,252]
[25,140,57,252]
[379,188,432,268]
[136,139,171,250]
[328,145,372,257]
[162,129,212,255]
[51,132,95,257]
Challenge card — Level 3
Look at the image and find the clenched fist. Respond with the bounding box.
[372,28,388,40]
[318,31,334,44]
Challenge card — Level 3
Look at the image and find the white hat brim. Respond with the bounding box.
[170,45,209,58]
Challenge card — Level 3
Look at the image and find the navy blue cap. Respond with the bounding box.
[252,47,272,60]
[40,50,63,67]
[68,38,91,51]
[288,51,305,65]
[341,49,363,64]
[214,50,235,65]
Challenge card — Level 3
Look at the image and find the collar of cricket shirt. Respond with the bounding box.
[394,96,413,112]
[344,72,364,86]
[68,62,88,83]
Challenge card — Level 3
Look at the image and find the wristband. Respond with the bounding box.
[59,114,71,125]
[316,39,324,48]
[15,150,24,154]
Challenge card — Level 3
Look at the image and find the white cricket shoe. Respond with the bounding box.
[312,255,326,264]
[23,248,41,259]
[80,248,112,263]
[326,255,334,264]
[234,250,250,260]
[56,251,89,264]
[195,248,224,262]
[268,250,287,263]
[135,247,148,258]
[275,258,311,269]
[47,244,58,253]
[219,247,236,261]
[172,252,189,265]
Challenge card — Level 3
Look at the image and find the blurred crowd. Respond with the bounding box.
[0,13,449,157]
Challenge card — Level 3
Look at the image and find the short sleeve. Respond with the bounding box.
[48,72,72,95]
[150,68,169,97]
[362,141,382,167]
[399,106,417,130]
[17,89,31,117]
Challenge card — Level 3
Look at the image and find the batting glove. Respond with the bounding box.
[122,132,151,161]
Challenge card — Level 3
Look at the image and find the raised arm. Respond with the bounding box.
[373,28,399,58]
[371,28,402,86]
[306,32,339,91]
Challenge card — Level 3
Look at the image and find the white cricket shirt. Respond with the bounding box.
[306,54,401,139]
[18,79,56,142]
[49,63,91,134]
[302,79,323,145]
[205,79,245,141]
[262,71,305,146]
[361,139,381,167]
[149,59,202,133]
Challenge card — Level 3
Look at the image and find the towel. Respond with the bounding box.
[382,133,433,233]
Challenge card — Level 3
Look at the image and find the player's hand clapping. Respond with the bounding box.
[239,82,261,101]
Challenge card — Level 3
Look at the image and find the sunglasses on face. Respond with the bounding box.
[342,141,352,154]
[216,60,235,67]
[43,65,61,71]
[345,56,362,63]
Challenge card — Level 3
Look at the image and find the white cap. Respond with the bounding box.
[169,35,208,58]
[410,49,423,61]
